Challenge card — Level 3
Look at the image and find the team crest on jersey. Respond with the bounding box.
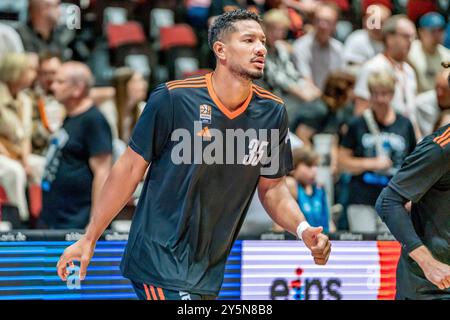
[199,104,212,124]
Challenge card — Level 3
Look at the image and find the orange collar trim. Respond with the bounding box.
[205,73,253,120]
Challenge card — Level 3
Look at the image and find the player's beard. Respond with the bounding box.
[229,61,263,81]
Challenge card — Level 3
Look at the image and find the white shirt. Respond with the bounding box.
[408,40,450,93]
[343,29,384,66]
[292,32,345,91]
[354,53,418,125]
[415,90,439,136]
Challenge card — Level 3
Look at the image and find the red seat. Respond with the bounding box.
[28,184,42,219]
[159,24,197,51]
[107,21,146,49]
[0,185,8,204]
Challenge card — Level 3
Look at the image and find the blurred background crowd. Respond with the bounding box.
[0,0,449,237]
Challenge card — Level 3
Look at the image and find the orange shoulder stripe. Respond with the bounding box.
[167,80,206,89]
[143,284,151,300]
[252,89,284,104]
[440,137,450,148]
[252,85,284,102]
[168,83,207,90]
[167,76,205,86]
[149,286,158,300]
[434,127,450,144]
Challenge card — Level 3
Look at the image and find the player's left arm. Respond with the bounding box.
[258,176,331,265]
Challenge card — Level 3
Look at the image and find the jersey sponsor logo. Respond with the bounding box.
[199,104,212,124]
[196,126,212,140]
[171,121,281,175]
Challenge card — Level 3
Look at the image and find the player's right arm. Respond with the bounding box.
[57,147,149,281]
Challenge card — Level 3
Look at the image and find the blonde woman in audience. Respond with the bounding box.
[0,53,46,221]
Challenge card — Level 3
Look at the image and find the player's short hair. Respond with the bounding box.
[208,9,262,50]
[368,70,396,93]
[292,147,320,169]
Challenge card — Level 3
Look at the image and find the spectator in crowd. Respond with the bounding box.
[0,53,44,221]
[29,53,65,156]
[15,0,75,61]
[343,3,391,73]
[416,68,450,136]
[293,71,355,176]
[408,12,450,94]
[293,71,355,145]
[292,2,344,93]
[354,15,419,136]
[284,147,333,234]
[261,8,320,127]
[0,22,24,58]
[338,70,416,233]
[112,68,149,143]
[39,62,112,229]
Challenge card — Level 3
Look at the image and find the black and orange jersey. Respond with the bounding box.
[388,123,450,299]
[120,73,293,296]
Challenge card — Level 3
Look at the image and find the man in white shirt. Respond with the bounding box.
[354,15,419,137]
[292,2,344,93]
[343,3,391,73]
[416,68,450,136]
[408,12,450,94]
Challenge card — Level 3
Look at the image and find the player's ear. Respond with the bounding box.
[213,41,226,61]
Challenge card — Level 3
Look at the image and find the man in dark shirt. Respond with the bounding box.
[40,62,112,229]
[16,0,75,61]
[56,10,331,300]
[375,66,450,299]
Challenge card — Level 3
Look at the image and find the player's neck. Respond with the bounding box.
[211,69,253,112]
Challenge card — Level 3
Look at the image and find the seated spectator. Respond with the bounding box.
[113,68,149,143]
[338,70,416,233]
[292,2,344,94]
[284,147,333,234]
[15,0,75,61]
[0,53,45,221]
[354,15,419,136]
[408,12,450,94]
[416,68,450,136]
[39,62,113,229]
[261,8,321,128]
[343,3,391,73]
[0,22,24,58]
[293,71,355,175]
[29,52,65,156]
[293,71,355,144]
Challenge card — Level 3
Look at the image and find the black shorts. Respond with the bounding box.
[131,280,216,300]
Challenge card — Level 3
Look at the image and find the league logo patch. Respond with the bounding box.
[199,104,212,124]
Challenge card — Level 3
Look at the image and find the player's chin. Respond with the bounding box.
[247,68,264,80]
